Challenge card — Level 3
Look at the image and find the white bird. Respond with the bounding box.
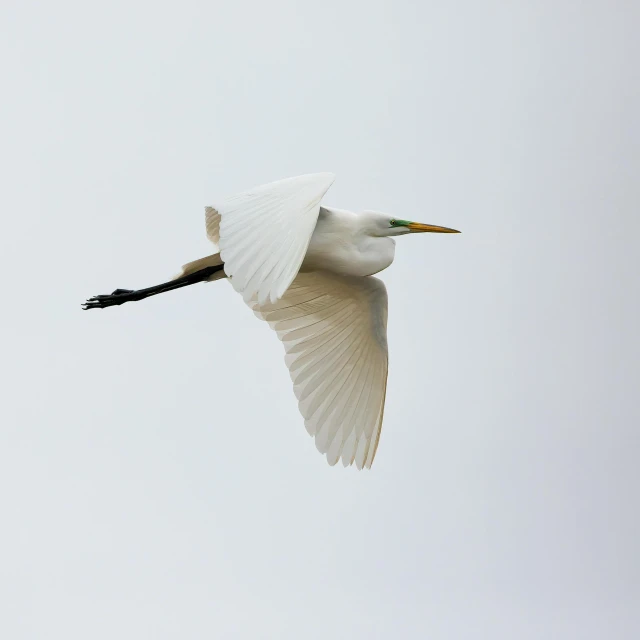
[84,173,459,468]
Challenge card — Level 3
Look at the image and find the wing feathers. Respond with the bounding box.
[210,173,335,304]
[251,270,389,468]
[206,174,390,468]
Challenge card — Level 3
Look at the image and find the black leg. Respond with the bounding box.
[82,264,225,310]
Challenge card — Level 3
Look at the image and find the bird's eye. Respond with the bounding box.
[390,219,396,226]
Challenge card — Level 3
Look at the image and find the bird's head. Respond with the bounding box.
[361,210,461,237]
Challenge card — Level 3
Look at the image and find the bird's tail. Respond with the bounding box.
[173,253,226,282]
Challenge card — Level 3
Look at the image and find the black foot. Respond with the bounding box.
[82,288,138,310]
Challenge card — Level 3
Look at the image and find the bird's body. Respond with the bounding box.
[303,207,396,277]
[84,173,459,469]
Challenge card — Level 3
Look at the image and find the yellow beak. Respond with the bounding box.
[407,222,461,234]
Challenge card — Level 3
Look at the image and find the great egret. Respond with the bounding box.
[83,173,459,468]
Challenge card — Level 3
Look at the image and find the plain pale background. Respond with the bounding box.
[1,1,638,638]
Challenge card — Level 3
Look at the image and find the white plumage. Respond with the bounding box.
[212,173,335,304]
[251,270,388,469]
[85,173,459,469]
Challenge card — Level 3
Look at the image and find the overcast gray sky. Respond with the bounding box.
[1,0,639,638]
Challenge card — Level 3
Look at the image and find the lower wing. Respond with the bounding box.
[251,270,389,469]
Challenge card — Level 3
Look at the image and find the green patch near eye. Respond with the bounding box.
[390,219,411,227]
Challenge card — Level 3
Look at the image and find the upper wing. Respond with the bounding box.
[251,270,389,469]
[207,173,335,305]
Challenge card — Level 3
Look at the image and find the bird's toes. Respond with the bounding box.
[82,294,115,310]
[82,288,136,310]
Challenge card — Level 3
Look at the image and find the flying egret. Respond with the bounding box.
[83,173,459,468]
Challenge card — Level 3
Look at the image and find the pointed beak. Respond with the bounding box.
[407,222,461,234]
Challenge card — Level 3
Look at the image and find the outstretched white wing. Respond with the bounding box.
[207,173,335,304]
[251,271,389,469]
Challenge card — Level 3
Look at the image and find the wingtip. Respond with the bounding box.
[300,171,336,187]
[320,172,336,187]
